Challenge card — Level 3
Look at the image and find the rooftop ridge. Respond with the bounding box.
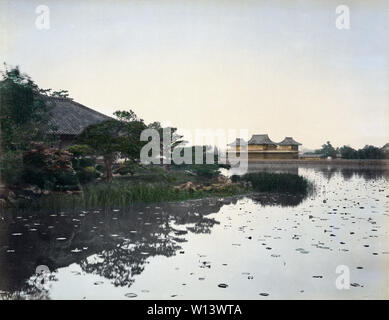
[43,95,111,120]
[42,95,112,136]
[248,134,277,145]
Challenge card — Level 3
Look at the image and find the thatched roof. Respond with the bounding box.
[45,97,111,136]
[248,134,276,145]
[278,137,302,146]
[227,138,247,146]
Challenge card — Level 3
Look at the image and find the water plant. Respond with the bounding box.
[15,181,247,211]
[232,172,310,195]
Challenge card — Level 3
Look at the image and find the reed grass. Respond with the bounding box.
[14,172,310,211]
[17,181,246,211]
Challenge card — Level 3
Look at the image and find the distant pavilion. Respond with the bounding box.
[228,134,302,160]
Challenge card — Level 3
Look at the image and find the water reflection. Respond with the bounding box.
[0,191,308,298]
[245,163,389,181]
[250,193,307,207]
[0,197,235,297]
[1,165,388,299]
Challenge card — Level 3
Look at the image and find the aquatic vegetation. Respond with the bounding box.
[12,171,312,211]
[232,172,310,195]
[15,181,248,210]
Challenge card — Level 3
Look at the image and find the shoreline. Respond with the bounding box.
[245,159,389,169]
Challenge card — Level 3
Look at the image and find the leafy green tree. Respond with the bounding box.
[147,121,186,165]
[316,141,338,158]
[114,110,147,163]
[0,66,55,186]
[0,66,54,152]
[357,145,383,159]
[339,144,383,159]
[77,119,123,183]
[339,145,358,159]
[77,110,147,182]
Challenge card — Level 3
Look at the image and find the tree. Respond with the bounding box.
[316,141,337,158]
[114,110,147,163]
[0,65,55,186]
[147,121,186,165]
[51,90,71,99]
[0,66,54,153]
[339,144,383,159]
[77,110,147,182]
[357,145,383,159]
[77,119,123,183]
[339,145,358,159]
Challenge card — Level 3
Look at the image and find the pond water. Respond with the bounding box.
[0,166,388,299]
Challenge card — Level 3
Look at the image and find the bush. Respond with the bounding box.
[67,144,99,184]
[114,162,137,176]
[67,144,94,158]
[77,166,100,184]
[173,164,220,179]
[22,143,80,191]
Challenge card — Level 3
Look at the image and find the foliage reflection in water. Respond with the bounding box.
[0,166,388,299]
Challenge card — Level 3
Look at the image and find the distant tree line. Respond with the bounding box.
[306,141,388,159]
[338,145,386,159]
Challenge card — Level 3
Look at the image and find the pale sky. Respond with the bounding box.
[1,0,388,149]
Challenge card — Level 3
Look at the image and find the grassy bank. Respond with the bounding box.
[11,168,311,211]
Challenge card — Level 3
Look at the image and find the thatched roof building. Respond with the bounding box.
[47,97,110,136]
[45,97,111,148]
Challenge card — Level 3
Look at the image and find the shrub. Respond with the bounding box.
[114,161,137,176]
[173,164,220,179]
[22,143,80,191]
[67,144,94,158]
[77,166,100,184]
[67,144,99,184]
